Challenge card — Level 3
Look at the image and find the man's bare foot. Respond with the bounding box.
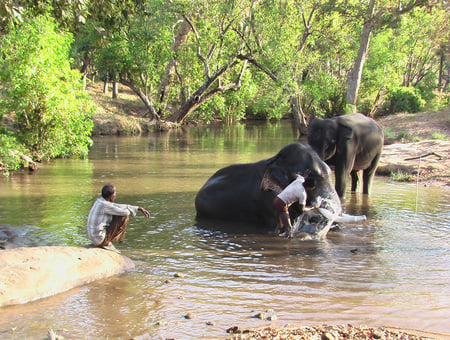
[101,242,121,254]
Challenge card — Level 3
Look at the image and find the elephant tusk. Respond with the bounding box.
[317,208,366,223]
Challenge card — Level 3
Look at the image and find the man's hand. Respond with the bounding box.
[138,207,151,218]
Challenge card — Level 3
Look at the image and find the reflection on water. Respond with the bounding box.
[0,121,449,339]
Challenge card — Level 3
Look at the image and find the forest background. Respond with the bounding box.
[0,0,449,174]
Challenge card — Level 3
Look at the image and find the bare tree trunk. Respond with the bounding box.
[80,52,90,90]
[346,0,376,113]
[290,96,308,136]
[119,79,160,121]
[169,60,246,123]
[112,82,119,99]
[159,20,192,106]
[438,51,444,92]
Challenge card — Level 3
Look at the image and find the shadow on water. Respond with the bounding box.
[194,217,273,235]
[342,192,378,218]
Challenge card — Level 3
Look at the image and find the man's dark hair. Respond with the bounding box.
[101,184,115,199]
[304,175,316,189]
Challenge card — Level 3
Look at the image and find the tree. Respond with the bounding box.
[344,0,432,113]
[94,0,251,124]
[0,15,94,160]
[235,0,353,133]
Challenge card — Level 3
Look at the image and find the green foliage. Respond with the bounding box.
[0,134,28,174]
[390,170,416,182]
[2,0,448,129]
[0,15,94,161]
[248,84,290,120]
[384,87,425,114]
[431,132,448,141]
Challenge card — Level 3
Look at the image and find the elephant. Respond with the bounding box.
[307,113,384,198]
[195,142,344,235]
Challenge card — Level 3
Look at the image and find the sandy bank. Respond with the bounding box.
[377,139,450,187]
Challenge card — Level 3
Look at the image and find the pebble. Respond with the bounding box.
[184,312,195,319]
[253,312,265,319]
[322,331,338,340]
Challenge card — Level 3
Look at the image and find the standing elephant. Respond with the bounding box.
[195,142,342,231]
[307,113,384,198]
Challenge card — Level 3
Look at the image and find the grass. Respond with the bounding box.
[87,82,150,135]
[431,132,448,141]
[383,127,422,142]
[390,170,416,182]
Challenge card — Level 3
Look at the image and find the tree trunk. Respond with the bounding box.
[170,96,203,123]
[119,79,160,121]
[169,59,244,124]
[346,0,376,113]
[290,96,308,136]
[80,52,90,90]
[112,82,119,99]
[438,51,444,92]
[159,20,192,105]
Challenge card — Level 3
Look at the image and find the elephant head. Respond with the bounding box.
[307,117,353,161]
[262,142,342,219]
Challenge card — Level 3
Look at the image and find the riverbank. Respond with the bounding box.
[225,324,443,339]
[376,110,449,188]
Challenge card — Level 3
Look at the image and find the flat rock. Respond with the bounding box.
[0,246,135,307]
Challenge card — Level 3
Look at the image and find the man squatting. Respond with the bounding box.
[87,184,151,253]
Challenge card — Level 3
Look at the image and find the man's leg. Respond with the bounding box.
[101,215,130,246]
[273,197,292,236]
[279,211,292,237]
[109,215,129,243]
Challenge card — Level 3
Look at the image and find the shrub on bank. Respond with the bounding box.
[0,15,94,174]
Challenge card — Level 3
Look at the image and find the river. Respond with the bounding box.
[0,121,449,339]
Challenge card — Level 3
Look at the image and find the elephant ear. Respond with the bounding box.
[339,122,354,140]
[260,168,284,194]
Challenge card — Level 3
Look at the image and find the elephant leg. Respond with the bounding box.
[363,152,382,194]
[351,170,361,192]
[334,166,348,198]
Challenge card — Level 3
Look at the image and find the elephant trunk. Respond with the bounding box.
[310,177,342,216]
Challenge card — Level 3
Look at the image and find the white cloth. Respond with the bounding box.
[87,197,138,245]
[277,175,307,207]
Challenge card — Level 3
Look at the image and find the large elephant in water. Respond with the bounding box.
[195,142,344,234]
[308,113,384,198]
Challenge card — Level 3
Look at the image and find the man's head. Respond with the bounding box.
[303,175,316,190]
[102,184,116,201]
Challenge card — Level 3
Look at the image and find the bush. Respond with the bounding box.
[0,134,28,175]
[384,87,425,114]
[0,15,94,161]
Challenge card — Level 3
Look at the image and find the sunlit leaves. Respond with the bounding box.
[0,15,94,160]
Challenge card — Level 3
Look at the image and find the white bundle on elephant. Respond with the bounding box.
[292,198,366,239]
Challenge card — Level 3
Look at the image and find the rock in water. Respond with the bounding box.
[0,246,135,307]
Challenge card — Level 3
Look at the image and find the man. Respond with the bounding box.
[273,174,318,237]
[87,184,151,253]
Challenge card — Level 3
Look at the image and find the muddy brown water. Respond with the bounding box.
[0,122,449,339]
